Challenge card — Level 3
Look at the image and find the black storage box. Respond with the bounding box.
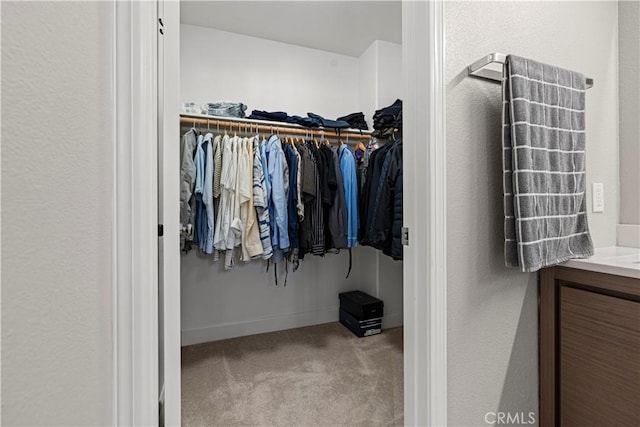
[339,309,382,338]
[339,291,384,320]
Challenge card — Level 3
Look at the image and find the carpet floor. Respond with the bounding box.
[182,322,404,427]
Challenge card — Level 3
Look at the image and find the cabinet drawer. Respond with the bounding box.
[560,286,640,427]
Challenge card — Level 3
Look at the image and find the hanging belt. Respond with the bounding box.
[284,258,289,287]
[274,264,278,286]
[345,248,352,279]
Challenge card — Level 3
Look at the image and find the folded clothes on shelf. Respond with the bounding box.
[205,102,247,118]
[306,112,350,129]
[337,112,368,130]
[286,115,321,128]
[372,99,402,131]
[248,110,290,122]
[248,110,353,130]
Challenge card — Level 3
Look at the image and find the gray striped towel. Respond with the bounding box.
[503,55,594,272]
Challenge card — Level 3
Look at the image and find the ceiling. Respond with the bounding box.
[180,1,402,57]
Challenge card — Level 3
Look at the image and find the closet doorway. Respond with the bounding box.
[153,1,447,426]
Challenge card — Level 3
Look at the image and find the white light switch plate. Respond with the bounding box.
[592,182,604,213]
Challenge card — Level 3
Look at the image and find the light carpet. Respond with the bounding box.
[182,322,404,427]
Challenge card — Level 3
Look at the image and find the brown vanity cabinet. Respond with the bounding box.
[540,267,640,427]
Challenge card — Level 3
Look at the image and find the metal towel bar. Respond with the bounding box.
[467,53,594,89]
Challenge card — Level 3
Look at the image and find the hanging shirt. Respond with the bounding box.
[339,144,359,248]
[235,137,253,261]
[319,145,338,249]
[194,135,207,251]
[264,135,290,263]
[180,129,198,251]
[299,143,324,256]
[260,139,271,207]
[253,137,273,260]
[243,136,264,259]
[202,133,215,254]
[224,136,240,270]
[213,134,233,252]
[213,134,223,199]
[284,144,300,263]
[293,145,304,221]
[328,147,348,250]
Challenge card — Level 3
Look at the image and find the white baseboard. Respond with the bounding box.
[382,312,404,329]
[182,307,339,346]
[182,308,405,346]
[617,224,640,248]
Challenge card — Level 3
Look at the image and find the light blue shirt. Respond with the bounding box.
[194,135,207,249]
[194,135,205,196]
[264,135,289,261]
[260,139,271,207]
[339,144,359,247]
[202,133,215,254]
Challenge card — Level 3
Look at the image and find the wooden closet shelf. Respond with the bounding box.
[180,114,374,140]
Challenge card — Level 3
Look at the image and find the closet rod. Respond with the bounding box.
[180,114,373,140]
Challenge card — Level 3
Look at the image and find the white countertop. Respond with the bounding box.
[562,246,640,279]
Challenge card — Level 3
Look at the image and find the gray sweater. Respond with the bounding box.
[180,129,198,250]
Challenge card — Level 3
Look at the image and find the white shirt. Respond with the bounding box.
[213,134,234,251]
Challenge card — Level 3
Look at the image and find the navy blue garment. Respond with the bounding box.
[337,112,368,130]
[389,169,403,260]
[307,112,350,129]
[373,140,402,252]
[318,145,339,249]
[367,144,395,243]
[248,110,290,122]
[373,99,402,130]
[286,115,321,128]
[284,144,299,250]
[360,142,394,244]
[195,142,210,249]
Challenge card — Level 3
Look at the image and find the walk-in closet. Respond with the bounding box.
[173,2,405,425]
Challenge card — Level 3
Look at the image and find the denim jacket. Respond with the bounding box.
[264,135,290,262]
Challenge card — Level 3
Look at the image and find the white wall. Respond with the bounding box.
[1,2,114,425]
[181,24,360,120]
[358,40,404,329]
[619,1,640,226]
[359,40,403,127]
[180,27,403,344]
[445,2,619,425]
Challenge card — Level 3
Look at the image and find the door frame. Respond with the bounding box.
[113,1,160,426]
[112,1,447,425]
[402,1,448,425]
